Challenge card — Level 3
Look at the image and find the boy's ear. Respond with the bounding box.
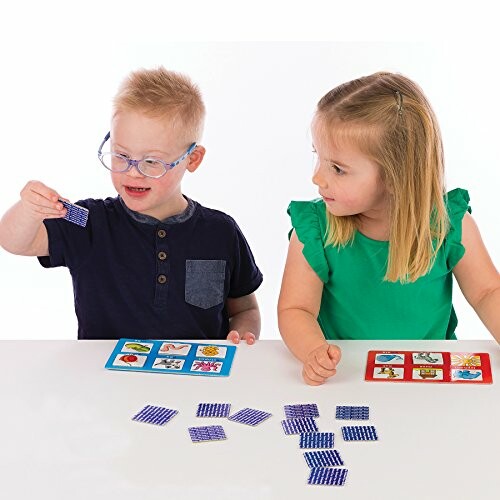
[186,145,206,173]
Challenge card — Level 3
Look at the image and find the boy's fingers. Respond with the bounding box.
[24,181,60,202]
[226,330,240,344]
[22,184,64,211]
[242,332,256,345]
[33,204,66,216]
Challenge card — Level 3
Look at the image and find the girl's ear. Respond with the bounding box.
[186,145,206,173]
[380,169,394,195]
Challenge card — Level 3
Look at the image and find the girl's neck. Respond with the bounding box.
[356,212,390,242]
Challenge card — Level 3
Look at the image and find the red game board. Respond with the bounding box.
[365,351,492,384]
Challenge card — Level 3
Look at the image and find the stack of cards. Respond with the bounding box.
[281,403,320,435]
[283,403,380,487]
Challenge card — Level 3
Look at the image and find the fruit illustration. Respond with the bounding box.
[124,342,150,353]
[119,354,138,366]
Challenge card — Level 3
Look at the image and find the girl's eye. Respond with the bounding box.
[330,163,345,175]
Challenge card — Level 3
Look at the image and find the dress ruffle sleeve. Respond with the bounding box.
[444,188,471,270]
[287,200,329,283]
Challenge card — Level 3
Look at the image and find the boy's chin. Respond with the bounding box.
[120,193,150,212]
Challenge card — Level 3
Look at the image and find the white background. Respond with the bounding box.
[0,2,498,340]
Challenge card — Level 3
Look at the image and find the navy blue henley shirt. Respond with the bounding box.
[39,196,263,340]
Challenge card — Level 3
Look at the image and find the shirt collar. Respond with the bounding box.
[119,196,196,225]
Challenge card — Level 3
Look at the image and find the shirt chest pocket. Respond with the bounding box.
[185,260,226,309]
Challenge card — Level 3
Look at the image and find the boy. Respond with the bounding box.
[0,67,262,342]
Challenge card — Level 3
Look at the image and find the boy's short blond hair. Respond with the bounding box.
[113,66,205,144]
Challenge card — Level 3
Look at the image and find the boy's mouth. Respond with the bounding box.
[125,186,151,197]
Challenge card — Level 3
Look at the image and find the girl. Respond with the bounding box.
[278,72,500,385]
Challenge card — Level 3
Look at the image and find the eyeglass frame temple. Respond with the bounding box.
[98,132,111,156]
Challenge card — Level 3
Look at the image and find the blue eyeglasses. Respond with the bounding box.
[98,132,197,179]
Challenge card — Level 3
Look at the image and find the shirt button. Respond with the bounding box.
[157,274,167,284]
[158,251,167,261]
[157,229,166,238]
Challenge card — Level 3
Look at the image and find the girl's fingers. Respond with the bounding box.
[303,362,327,383]
[303,367,325,386]
[315,349,337,370]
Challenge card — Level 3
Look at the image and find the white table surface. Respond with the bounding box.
[1,339,499,499]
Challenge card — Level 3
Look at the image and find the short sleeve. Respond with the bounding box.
[38,198,95,270]
[287,200,329,283]
[227,221,263,298]
[444,188,472,269]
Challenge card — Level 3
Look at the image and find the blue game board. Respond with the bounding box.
[105,338,236,377]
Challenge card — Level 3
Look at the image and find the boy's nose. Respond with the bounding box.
[125,162,146,178]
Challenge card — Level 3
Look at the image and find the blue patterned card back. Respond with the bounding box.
[299,432,334,449]
[303,449,344,468]
[228,408,272,426]
[196,403,231,418]
[341,425,378,441]
[188,425,227,442]
[284,403,320,419]
[132,405,178,425]
[59,199,89,227]
[281,417,318,435]
[336,405,369,420]
[307,468,348,486]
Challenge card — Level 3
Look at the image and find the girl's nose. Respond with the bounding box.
[312,163,327,189]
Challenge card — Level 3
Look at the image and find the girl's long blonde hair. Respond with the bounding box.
[316,72,448,283]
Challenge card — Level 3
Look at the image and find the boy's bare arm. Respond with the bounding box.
[0,181,65,256]
[226,293,261,344]
[453,213,500,342]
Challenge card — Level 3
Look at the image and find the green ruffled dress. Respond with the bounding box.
[287,189,471,340]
